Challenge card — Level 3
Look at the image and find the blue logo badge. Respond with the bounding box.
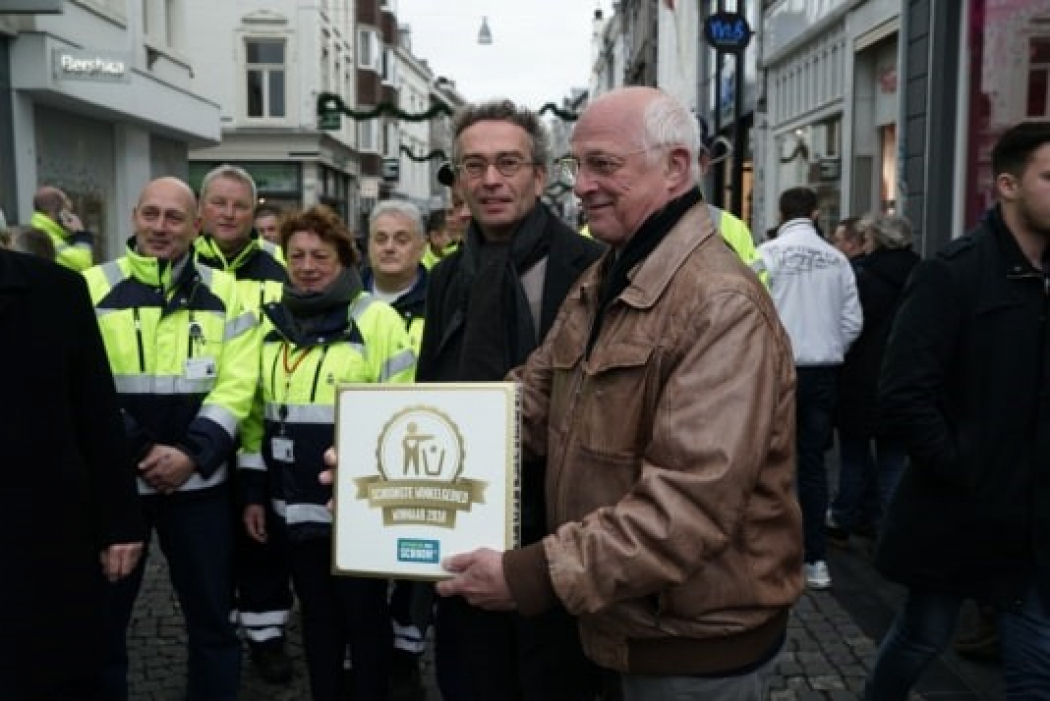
[398,538,440,564]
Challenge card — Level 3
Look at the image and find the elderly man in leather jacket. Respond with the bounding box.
[437,87,803,699]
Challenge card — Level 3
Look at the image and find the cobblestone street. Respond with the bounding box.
[124,543,945,700]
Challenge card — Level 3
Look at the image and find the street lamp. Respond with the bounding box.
[477,16,492,45]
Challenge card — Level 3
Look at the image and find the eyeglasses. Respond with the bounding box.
[457,155,538,179]
[557,147,658,184]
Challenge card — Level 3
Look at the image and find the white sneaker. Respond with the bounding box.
[805,560,832,590]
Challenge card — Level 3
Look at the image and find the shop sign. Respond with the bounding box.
[704,11,752,53]
[53,49,131,83]
[382,157,400,183]
[319,111,342,131]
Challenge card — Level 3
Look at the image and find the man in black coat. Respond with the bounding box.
[0,249,144,700]
[419,99,604,701]
[865,121,1050,698]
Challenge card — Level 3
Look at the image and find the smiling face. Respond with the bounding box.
[286,230,344,293]
[456,120,545,242]
[570,91,686,249]
[131,178,199,261]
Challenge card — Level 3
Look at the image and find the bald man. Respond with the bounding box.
[82,177,259,700]
[30,185,95,270]
[437,87,802,699]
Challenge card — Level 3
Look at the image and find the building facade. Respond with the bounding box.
[1,0,219,259]
[184,0,360,224]
[755,0,901,238]
[898,0,1050,255]
[390,29,431,215]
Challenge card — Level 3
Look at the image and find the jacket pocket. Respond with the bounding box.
[574,340,656,458]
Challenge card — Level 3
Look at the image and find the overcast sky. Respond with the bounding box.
[396,0,614,110]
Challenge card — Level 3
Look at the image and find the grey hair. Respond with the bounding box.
[641,94,700,182]
[861,213,913,250]
[200,164,258,204]
[368,200,425,239]
[450,99,550,170]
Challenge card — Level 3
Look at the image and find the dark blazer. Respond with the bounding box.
[418,205,603,543]
[875,206,1050,605]
[0,250,144,696]
[418,209,603,383]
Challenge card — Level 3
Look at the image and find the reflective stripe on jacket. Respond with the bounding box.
[194,232,287,314]
[83,245,259,495]
[238,291,416,540]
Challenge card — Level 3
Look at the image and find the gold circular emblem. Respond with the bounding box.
[376,405,465,482]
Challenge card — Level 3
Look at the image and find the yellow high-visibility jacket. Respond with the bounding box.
[239,291,416,539]
[83,244,259,495]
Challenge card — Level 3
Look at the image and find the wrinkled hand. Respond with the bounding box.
[435,548,516,611]
[320,446,336,510]
[138,445,195,494]
[100,542,143,582]
[244,504,268,543]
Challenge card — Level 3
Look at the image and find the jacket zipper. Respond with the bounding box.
[132,307,146,372]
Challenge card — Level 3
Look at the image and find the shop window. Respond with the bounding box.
[964,0,1050,227]
[1027,37,1050,117]
[141,0,179,50]
[246,39,287,120]
[382,47,397,85]
[358,29,381,71]
[359,118,378,153]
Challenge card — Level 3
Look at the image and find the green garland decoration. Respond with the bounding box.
[318,93,452,122]
[400,145,447,162]
[317,92,579,122]
[538,103,579,122]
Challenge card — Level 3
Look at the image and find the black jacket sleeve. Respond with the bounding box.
[878,257,964,485]
[68,272,145,548]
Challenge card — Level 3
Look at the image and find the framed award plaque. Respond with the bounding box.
[332,382,521,579]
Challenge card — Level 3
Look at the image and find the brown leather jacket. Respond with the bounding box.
[504,202,803,675]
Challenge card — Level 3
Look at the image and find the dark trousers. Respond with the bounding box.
[102,489,240,700]
[831,429,908,533]
[435,594,601,701]
[23,675,107,701]
[796,366,839,564]
[390,579,434,653]
[235,500,293,644]
[288,537,391,701]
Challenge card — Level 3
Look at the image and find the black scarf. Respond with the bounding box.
[281,267,363,339]
[457,204,553,380]
[585,187,702,357]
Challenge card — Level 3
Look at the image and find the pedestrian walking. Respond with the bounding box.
[866,120,1050,699]
[755,187,863,590]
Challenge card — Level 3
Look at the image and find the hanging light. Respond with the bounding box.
[477,16,492,45]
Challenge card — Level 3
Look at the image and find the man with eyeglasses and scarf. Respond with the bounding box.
[417,99,604,701]
[436,86,803,701]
